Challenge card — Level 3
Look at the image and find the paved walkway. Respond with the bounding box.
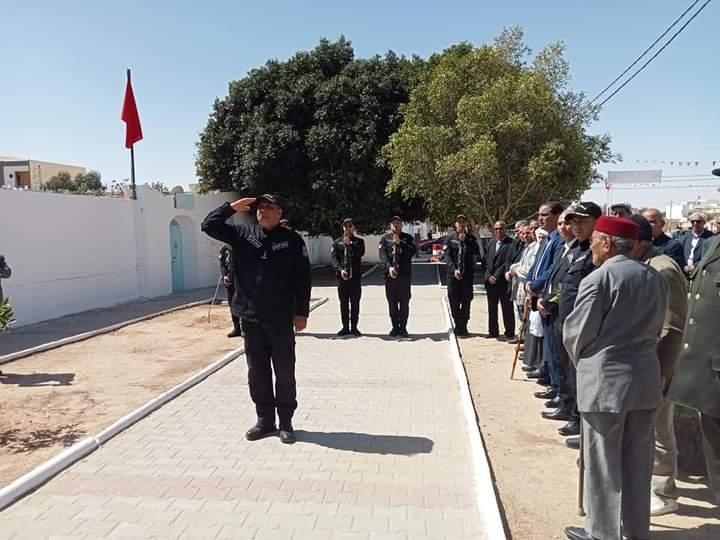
[0,264,490,539]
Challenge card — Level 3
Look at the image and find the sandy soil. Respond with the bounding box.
[0,305,240,486]
[460,298,720,539]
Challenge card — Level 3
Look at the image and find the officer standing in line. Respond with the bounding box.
[330,218,365,337]
[444,214,479,337]
[378,216,416,338]
[219,245,242,338]
[201,194,311,444]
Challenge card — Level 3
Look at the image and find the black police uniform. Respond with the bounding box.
[330,235,365,333]
[444,231,479,335]
[378,231,416,335]
[201,202,311,426]
[219,245,242,336]
[557,239,596,421]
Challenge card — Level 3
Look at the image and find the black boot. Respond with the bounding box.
[279,418,295,444]
[337,327,351,336]
[245,418,276,441]
[227,327,243,338]
[350,324,362,337]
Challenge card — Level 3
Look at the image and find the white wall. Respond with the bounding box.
[0,189,139,326]
[0,187,236,326]
[2,165,27,188]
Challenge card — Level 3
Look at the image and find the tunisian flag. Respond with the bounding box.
[121,70,143,148]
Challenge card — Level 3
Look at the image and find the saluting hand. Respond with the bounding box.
[230,197,257,213]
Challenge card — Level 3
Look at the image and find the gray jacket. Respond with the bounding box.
[563,255,667,413]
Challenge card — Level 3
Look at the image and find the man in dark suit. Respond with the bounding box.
[484,221,515,339]
[678,212,713,276]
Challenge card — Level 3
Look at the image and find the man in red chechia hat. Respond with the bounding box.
[562,216,668,540]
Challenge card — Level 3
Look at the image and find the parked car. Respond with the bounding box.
[419,235,448,255]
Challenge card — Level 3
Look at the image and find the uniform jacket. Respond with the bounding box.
[378,232,416,279]
[444,231,479,285]
[330,236,365,280]
[201,202,311,326]
[557,240,595,325]
[669,236,720,417]
[563,255,667,414]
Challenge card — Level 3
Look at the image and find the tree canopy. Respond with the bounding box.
[383,27,613,226]
[196,37,427,236]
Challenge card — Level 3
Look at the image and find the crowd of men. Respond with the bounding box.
[202,192,719,539]
[450,198,720,540]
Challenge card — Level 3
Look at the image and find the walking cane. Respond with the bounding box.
[578,416,586,517]
[510,298,530,379]
[207,275,223,324]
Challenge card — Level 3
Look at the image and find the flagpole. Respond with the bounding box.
[127,69,137,200]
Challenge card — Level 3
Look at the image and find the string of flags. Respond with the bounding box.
[620,159,719,167]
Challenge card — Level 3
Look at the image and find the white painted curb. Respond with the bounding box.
[441,296,507,540]
[0,298,212,366]
[0,297,328,512]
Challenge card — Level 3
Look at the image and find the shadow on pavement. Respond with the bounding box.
[0,371,75,387]
[299,332,448,342]
[294,430,434,455]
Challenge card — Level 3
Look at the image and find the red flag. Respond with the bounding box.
[121,70,143,148]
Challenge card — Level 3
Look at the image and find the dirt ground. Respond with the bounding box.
[0,305,241,486]
[461,298,720,539]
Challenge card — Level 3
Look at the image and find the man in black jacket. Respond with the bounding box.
[330,218,365,337]
[484,221,515,339]
[219,245,242,338]
[378,216,416,338]
[444,215,479,337]
[201,194,311,444]
[678,212,714,276]
[641,208,685,270]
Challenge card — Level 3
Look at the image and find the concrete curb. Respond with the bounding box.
[0,298,213,366]
[361,263,379,279]
[0,297,328,512]
[441,296,507,540]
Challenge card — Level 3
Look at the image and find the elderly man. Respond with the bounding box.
[484,220,516,339]
[563,216,667,540]
[640,208,685,270]
[668,232,720,506]
[679,212,713,276]
[630,215,688,516]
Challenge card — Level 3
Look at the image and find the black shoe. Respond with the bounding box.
[397,328,409,338]
[455,326,469,337]
[227,328,243,338]
[535,377,551,386]
[245,421,276,441]
[534,389,556,400]
[559,418,581,437]
[542,408,573,421]
[545,397,561,409]
[507,337,520,344]
[279,420,295,444]
[526,369,544,379]
[565,436,580,450]
[350,327,362,336]
[337,327,351,336]
[564,526,598,540]
[389,327,398,337]
[521,365,534,372]
[503,334,516,341]
[484,333,499,339]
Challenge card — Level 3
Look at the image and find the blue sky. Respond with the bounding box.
[3,0,718,211]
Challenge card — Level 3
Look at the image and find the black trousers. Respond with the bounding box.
[337,276,361,328]
[225,285,241,331]
[486,283,515,337]
[242,320,297,422]
[448,278,473,328]
[385,276,411,330]
[553,320,576,415]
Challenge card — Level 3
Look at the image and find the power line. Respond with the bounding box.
[597,0,714,107]
[589,0,701,104]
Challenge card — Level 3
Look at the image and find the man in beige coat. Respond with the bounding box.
[630,215,687,516]
[562,216,667,540]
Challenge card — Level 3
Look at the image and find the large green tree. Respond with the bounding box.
[196,37,426,236]
[383,27,613,227]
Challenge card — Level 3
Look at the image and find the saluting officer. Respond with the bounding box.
[201,194,311,444]
[331,218,365,337]
[378,216,416,338]
[444,214,479,337]
[219,245,242,337]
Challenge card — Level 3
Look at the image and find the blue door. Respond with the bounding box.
[170,220,184,293]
